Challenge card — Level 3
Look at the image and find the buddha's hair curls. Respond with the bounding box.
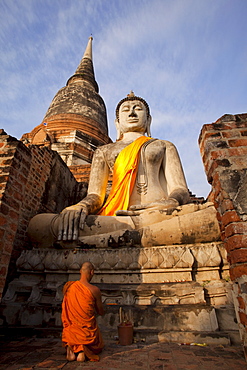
[115,91,150,121]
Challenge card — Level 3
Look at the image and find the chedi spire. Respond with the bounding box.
[21,37,111,168]
[66,36,99,93]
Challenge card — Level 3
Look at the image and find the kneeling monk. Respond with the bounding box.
[61,262,104,362]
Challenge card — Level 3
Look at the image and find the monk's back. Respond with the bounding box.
[63,281,95,321]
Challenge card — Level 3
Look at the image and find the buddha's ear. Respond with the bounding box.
[115,119,122,141]
[146,115,152,137]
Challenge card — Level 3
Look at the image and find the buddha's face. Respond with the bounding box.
[117,100,150,135]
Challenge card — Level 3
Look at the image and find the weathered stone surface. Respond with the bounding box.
[43,84,108,133]
[0,239,236,344]
[199,112,247,349]
[28,202,221,249]
[158,331,230,345]
[141,204,220,247]
[203,280,234,306]
[101,282,206,306]
[98,304,219,332]
[215,305,239,331]
[221,169,247,219]
[21,37,111,171]
[1,37,244,350]
[0,133,84,299]
[15,242,228,284]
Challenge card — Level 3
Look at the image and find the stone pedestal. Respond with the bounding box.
[0,241,240,344]
[14,242,226,283]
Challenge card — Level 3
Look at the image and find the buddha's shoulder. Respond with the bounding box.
[95,141,128,154]
[95,139,177,154]
[97,142,119,151]
[152,139,176,148]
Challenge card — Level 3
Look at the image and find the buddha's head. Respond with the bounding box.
[115,91,152,140]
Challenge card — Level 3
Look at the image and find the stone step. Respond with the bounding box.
[214,305,240,345]
[0,326,238,346]
[1,279,238,341]
[0,301,220,333]
[99,303,219,333]
[97,280,233,307]
[100,327,233,345]
[98,304,240,345]
[215,305,239,332]
[0,306,240,345]
[97,281,206,306]
[1,276,239,346]
[2,279,232,308]
[157,330,239,346]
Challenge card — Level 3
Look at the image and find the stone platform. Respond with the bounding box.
[0,241,240,345]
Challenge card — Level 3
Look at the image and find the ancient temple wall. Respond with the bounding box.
[0,130,32,300]
[69,163,91,182]
[0,129,84,300]
[199,113,247,346]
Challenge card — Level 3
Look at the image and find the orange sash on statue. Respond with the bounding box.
[61,281,104,361]
[98,135,152,216]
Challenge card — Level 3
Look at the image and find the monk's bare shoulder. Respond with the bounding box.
[80,280,99,297]
[84,283,104,315]
[88,284,101,299]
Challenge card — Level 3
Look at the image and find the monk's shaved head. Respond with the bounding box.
[80,261,94,273]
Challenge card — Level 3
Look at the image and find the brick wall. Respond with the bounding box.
[0,130,32,300]
[69,164,92,182]
[199,113,247,347]
[0,130,85,300]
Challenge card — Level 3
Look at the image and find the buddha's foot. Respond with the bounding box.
[66,346,76,361]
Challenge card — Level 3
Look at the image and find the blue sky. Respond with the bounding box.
[0,0,246,198]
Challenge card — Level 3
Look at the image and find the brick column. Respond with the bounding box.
[199,113,247,351]
[0,130,32,300]
[0,129,82,301]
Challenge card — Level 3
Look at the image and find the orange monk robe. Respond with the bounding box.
[98,135,152,216]
[61,281,104,361]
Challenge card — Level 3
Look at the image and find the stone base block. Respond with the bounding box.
[15,241,229,284]
[157,331,231,345]
[0,277,239,345]
[97,304,219,333]
[92,269,193,284]
[204,280,234,306]
[1,241,236,343]
[215,305,239,332]
[193,267,222,281]
[99,282,205,306]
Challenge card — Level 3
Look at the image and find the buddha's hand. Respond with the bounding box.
[116,198,179,216]
[57,204,88,241]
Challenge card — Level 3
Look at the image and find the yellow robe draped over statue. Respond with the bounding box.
[98,135,152,216]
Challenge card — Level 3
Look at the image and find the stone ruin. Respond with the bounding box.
[0,38,246,352]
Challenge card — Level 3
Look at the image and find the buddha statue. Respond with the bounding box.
[28,92,220,248]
